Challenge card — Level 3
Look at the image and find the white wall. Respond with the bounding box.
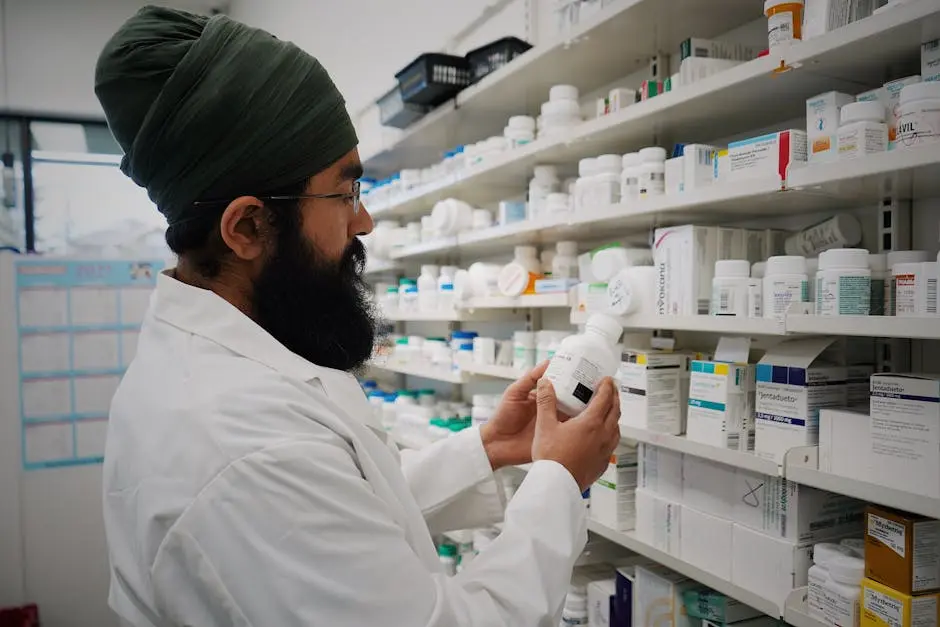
[0,0,227,116]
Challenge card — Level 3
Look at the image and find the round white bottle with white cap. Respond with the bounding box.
[837,100,888,159]
[808,542,856,619]
[638,147,667,198]
[886,250,931,315]
[763,255,809,317]
[553,241,580,279]
[594,154,623,206]
[822,555,865,627]
[575,158,599,212]
[711,260,761,317]
[621,152,642,202]
[544,314,623,415]
[816,248,871,316]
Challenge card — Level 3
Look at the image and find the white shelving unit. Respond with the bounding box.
[571,311,788,335]
[619,426,781,476]
[369,360,470,384]
[460,293,571,310]
[459,363,521,381]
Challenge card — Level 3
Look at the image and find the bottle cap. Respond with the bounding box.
[578,158,598,177]
[597,154,623,172]
[766,255,807,276]
[585,314,624,344]
[438,544,458,557]
[556,241,579,256]
[867,253,887,273]
[899,81,940,106]
[840,100,885,125]
[638,146,667,162]
[814,542,854,567]
[714,259,751,278]
[818,248,870,270]
[549,84,579,101]
[497,262,530,297]
[622,152,641,169]
[828,555,864,586]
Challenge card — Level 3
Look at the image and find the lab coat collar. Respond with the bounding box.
[151,271,358,392]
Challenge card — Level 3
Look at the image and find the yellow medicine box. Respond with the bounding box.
[862,579,940,627]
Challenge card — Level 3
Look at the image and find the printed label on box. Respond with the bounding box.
[870,514,906,557]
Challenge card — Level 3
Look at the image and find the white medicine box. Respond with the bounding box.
[870,373,940,498]
[731,524,814,610]
[683,455,736,518]
[618,349,697,435]
[638,443,684,502]
[636,488,682,557]
[818,407,871,480]
[731,469,864,544]
[727,130,807,185]
[634,564,700,627]
[591,444,639,532]
[679,505,733,581]
[755,337,848,464]
[687,337,755,451]
[806,91,855,162]
[654,225,720,316]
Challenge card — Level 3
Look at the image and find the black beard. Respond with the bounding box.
[252,230,378,372]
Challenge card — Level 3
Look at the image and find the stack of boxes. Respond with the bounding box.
[591,443,640,532]
[861,505,940,627]
[635,441,866,609]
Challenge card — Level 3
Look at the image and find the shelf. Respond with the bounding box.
[585,520,782,617]
[362,0,766,177]
[459,363,522,381]
[460,293,572,310]
[620,426,782,476]
[390,237,458,261]
[571,311,788,336]
[785,314,940,340]
[369,360,469,384]
[381,307,527,322]
[364,258,400,275]
[782,588,827,627]
[785,446,940,519]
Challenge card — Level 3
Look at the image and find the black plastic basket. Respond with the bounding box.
[395,53,472,107]
[465,36,532,83]
[377,85,431,129]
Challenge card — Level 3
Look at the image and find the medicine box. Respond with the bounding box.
[592,444,640,532]
[870,373,940,498]
[683,456,736,518]
[847,364,874,407]
[679,57,742,87]
[654,225,720,316]
[638,443,684,502]
[731,523,814,610]
[746,229,787,263]
[713,148,730,184]
[682,588,762,625]
[634,564,700,627]
[609,87,637,113]
[732,469,864,544]
[807,91,855,163]
[679,505,733,580]
[857,87,884,103]
[682,144,718,191]
[705,619,780,627]
[803,0,854,40]
[618,349,695,435]
[884,76,922,150]
[589,578,617,627]
[727,130,807,186]
[755,337,848,464]
[861,578,940,627]
[819,407,871,479]
[686,359,755,451]
[924,40,940,83]
[665,156,684,195]
[615,565,639,627]
[866,505,940,595]
[636,488,682,557]
[679,37,759,62]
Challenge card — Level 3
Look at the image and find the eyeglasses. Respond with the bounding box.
[193,180,361,215]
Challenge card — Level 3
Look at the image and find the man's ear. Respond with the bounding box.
[218,197,270,261]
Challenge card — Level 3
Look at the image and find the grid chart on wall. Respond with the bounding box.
[15,258,165,471]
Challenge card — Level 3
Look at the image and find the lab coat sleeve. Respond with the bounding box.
[399,426,506,534]
[150,437,587,627]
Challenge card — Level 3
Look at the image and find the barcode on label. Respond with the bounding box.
[928,279,937,315]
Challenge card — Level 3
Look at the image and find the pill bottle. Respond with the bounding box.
[473,336,497,366]
[561,589,589,626]
[418,265,440,312]
[823,555,864,627]
[575,158,599,212]
[621,152,642,202]
[417,389,436,408]
[528,165,560,218]
[541,249,556,276]
[544,314,623,415]
[765,0,803,48]
[438,544,458,576]
[471,394,497,428]
[513,330,537,371]
[808,542,856,618]
[591,246,654,282]
[816,248,871,316]
[838,101,888,159]
[886,250,931,315]
[607,266,657,316]
[505,116,536,148]
[545,192,571,215]
[712,260,761,317]
[840,538,865,558]
[895,261,939,317]
[553,241,580,279]
[867,254,887,315]
[383,285,399,311]
[638,147,667,198]
[763,256,808,317]
[431,198,474,236]
[897,81,940,149]
[471,209,493,229]
[752,261,767,280]
[595,154,623,206]
[785,214,862,256]
[381,393,398,432]
[399,278,419,311]
[537,331,567,363]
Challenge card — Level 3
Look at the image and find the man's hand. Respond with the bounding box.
[480,361,550,470]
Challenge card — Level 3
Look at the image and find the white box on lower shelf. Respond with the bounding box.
[679,506,733,581]
[731,524,813,611]
[636,488,681,557]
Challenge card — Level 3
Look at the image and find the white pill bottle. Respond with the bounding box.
[544,314,623,415]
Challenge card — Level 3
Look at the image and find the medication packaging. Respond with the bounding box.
[763,255,809,317]
[755,337,848,463]
[654,225,721,316]
[680,506,734,580]
[679,37,759,62]
[823,555,865,627]
[924,39,940,83]
[809,542,858,618]
[765,0,805,48]
[728,129,807,185]
[785,213,863,257]
[838,100,888,159]
[866,505,940,595]
[665,156,684,195]
[894,262,938,317]
[861,578,940,627]
[808,91,855,162]
[636,488,682,556]
[887,251,931,315]
[588,579,616,627]
[687,337,755,451]
[816,248,872,316]
[634,564,698,627]
[885,75,922,149]
[682,589,762,624]
[819,408,872,479]
[591,443,639,532]
[683,144,718,191]
[897,81,940,149]
[544,314,623,415]
[638,443,683,502]
[712,259,761,317]
[870,374,940,498]
[618,349,695,434]
[732,524,814,609]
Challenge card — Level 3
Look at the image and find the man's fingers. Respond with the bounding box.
[535,378,559,427]
[508,360,551,398]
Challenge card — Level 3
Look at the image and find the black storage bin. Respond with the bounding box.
[395,53,472,107]
[465,37,532,83]
[377,85,431,129]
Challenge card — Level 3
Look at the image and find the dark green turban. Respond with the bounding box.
[95,6,358,226]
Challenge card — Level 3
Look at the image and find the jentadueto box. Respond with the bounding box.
[866,505,940,595]
[870,374,940,498]
[755,337,848,464]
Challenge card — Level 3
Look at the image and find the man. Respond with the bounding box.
[97,6,621,627]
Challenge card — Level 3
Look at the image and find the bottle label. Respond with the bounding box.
[545,349,602,407]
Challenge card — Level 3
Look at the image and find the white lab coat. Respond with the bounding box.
[104,272,588,627]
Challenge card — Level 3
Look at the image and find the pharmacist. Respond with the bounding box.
[97,7,621,627]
